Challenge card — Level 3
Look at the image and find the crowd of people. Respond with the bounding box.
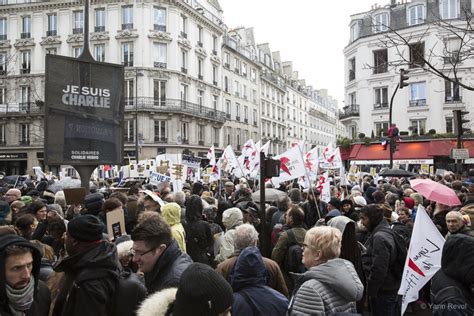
[0,170,473,316]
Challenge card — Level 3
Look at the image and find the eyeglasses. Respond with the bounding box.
[130,247,156,257]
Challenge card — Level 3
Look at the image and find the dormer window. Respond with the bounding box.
[350,21,360,42]
[374,12,389,32]
[440,0,460,19]
[408,4,425,25]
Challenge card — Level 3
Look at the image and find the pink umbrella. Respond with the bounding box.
[409,178,461,206]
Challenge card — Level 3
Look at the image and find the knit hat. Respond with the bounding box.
[328,197,341,209]
[67,214,104,242]
[353,196,367,207]
[20,196,32,205]
[173,263,234,316]
[84,193,104,215]
[403,197,415,209]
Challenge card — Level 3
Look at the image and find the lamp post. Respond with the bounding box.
[388,83,400,169]
[134,69,144,162]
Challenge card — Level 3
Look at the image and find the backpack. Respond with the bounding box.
[380,226,408,279]
[284,229,306,274]
[113,270,147,316]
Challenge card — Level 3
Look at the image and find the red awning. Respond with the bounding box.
[349,141,431,160]
[428,140,456,156]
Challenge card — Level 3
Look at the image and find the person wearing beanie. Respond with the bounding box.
[341,199,359,222]
[215,207,243,263]
[137,263,234,316]
[161,203,186,253]
[53,215,121,316]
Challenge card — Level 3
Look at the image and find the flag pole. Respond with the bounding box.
[296,142,321,220]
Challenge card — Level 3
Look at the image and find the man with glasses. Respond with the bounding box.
[131,211,192,294]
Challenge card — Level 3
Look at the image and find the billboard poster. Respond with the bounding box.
[44,54,124,166]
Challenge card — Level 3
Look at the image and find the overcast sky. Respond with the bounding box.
[219,0,383,108]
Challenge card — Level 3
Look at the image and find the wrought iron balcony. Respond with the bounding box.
[339,104,360,120]
[373,102,389,110]
[198,140,204,145]
[154,62,167,69]
[0,34,7,40]
[46,30,57,36]
[122,23,133,30]
[0,103,43,116]
[153,24,166,32]
[72,28,83,34]
[94,26,105,32]
[20,32,31,39]
[125,97,227,124]
[154,136,167,143]
[409,99,427,106]
[445,96,462,103]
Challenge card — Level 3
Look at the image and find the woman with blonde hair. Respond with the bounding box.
[288,226,364,315]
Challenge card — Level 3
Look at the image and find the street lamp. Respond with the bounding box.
[135,69,144,162]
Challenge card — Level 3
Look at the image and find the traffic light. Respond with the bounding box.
[399,68,409,89]
[453,110,470,137]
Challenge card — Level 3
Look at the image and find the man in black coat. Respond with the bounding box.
[360,204,400,316]
[0,234,51,316]
[52,215,120,316]
[302,188,328,228]
[131,211,192,294]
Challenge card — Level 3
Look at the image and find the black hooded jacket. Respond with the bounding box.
[0,235,51,316]
[52,241,120,316]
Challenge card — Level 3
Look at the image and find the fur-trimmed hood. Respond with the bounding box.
[137,288,177,316]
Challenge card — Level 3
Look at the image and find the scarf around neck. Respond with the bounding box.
[6,275,35,315]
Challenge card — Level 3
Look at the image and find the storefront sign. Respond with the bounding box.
[44,55,124,166]
[350,159,434,165]
[0,153,27,160]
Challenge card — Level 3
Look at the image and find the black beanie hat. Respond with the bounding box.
[68,215,104,242]
[173,263,234,316]
[84,193,104,215]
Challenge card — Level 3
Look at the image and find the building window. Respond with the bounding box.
[212,66,217,85]
[21,16,31,38]
[72,11,83,34]
[225,100,231,115]
[224,76,229,92]
[20,86,31,106]
[0,124,4,144]
[242,63,247,77]
[212,95,218,110]
[46,47,56,55]
[348,57,355,81]
[73,47,82,58]
[198,125,205,142]
[197,26,203,46]
[410,119,426,135]
[122,42,133,66]
[440,0,459,19]
[197,58,203,79]
[0,52,7,75]
[349,92,357,105]
[373,49,387,74]
[224,53,230,67]
[409,82,426,106]
[446,117,454,133]
[445,79,461,102]
[0,87,5,104]
[153,7,166,32]
[234,81,240,97]
[236,103,240,120]
[181,122,188,142]
[374,87,388,109]
[0,18,6,40]
[375,122,389,137]
[45,14,57,37]
[244,105,248,122]
[408,4,425,25]
[350,21,359,42]
[94,44,105,62]
[374,12,389,32]
[212,35,217,54]
[153,80,166,106]
[253,109,257,125]
[154,120,166,142]
[20,50,30,74]
[124,120,135,142]
[124,79,134,106]
[181,50,187,72]
[409,42,425,68]
[94,8,105,32]
[213,127,219,146]
[19,123,29,144]
[180,14,187,37]
[122,6,133,30]
[251,68,256,82]
[197,89,204,109]
[153,43,167,68]
[180,84,187,103]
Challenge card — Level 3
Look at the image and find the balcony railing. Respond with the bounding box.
[46,30,57,36]
[153,24,166,32]
[124,97,226,123]
[198,140,204,145]
[409,99,427,106]
[0,102,42,115]
[122,23,133,30]
[154,136,167,143]
[373,102,389,109]
[72,28,83,34]
[213,142,219,147]
[154,62,167,69]
[0,34,7,40]
[19,139,30,145]
[94,26,105,32]
[181,67,187,74]
[339,104,360,120]
[20,67,30,74]
[445,96,462,103]
[180,31,187,38]
[197,41,203,47]
[20,32,31,39]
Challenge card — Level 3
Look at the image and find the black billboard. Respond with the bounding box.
[44,55,124,166]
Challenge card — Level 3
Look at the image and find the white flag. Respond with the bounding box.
[398,205,445,315]
[319,172,331,202]
[271,145,307,186]
[207,145,216,166]
[209,158,222,182]
[304,147,319,179]
[33,166,46,180]
[320,143,342,169]
[222,145,239,171]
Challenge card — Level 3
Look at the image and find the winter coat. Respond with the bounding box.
[38,259,55,282]
[362,219,400,297]
[183,220,213,265]
[230,247,288,316]
[215,207,243,263]
[0,235,51,316]
[136,288,177,316]
[302,200,328,228]
[52,241,120,316]
[431,234,474,315]
[216,252,288,297]
[288,258,364,315]
[445,225,474,239]
[162,203,187,253]
[144,239,192,295]
[271,226,306,268]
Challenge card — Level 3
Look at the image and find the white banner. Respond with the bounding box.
[149,172,171,186]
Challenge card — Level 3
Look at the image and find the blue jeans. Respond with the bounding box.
[370,294,399,316]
